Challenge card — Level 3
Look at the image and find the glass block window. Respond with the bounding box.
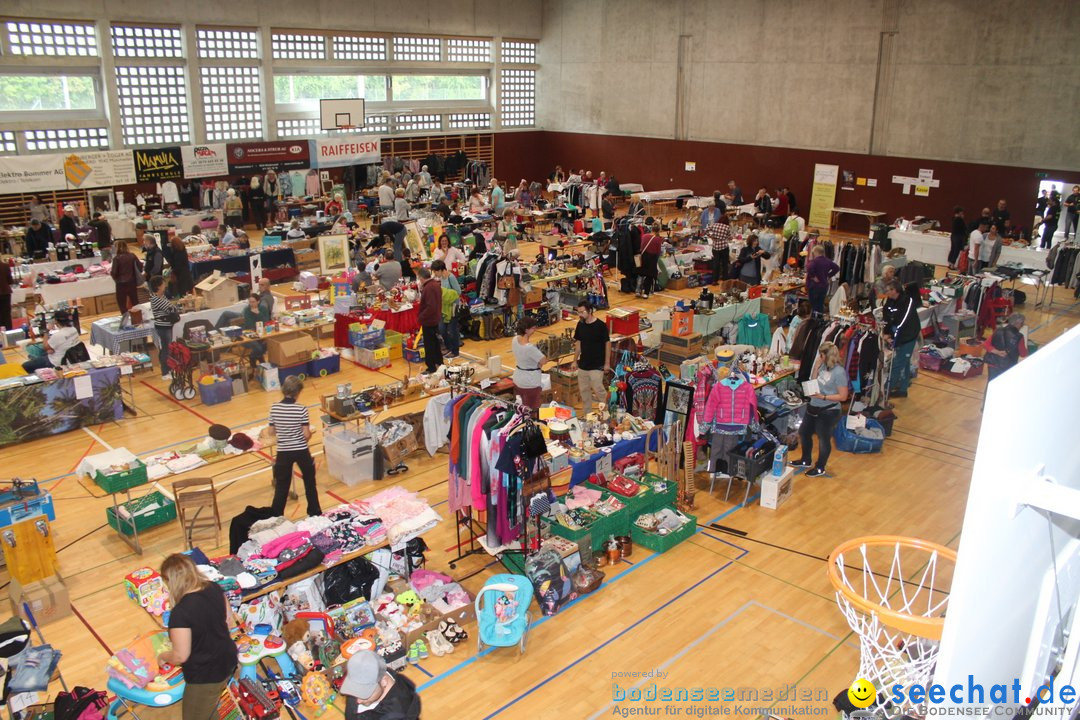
[271,32,325,60]
[5,21,98,57]
[447,38,491,63]
[111,24,183,58]
[23,127,109,152]
[500,69,535,126]
[115,65,190,145]
[448,113,492,130]
[395,114,440,132]
[277,118,324,137]
[501,40,536,64]
[201,67,263,141]
[364,115,390,134]
[333,35,387,61]
[0,131,16,153]
[393,36,440,62]
[197,28,258,59]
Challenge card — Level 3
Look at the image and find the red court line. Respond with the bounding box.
[71,602,113,655]
[54,437,99,491]
[444,534,482,552]
[327,490,347,504]
[139,380,219,425]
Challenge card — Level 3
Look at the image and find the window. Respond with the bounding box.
[392,75,486,102]
[24,127,109,152]
[363,115,390,134]
[0,130,16,153]
[333,35,387,61]
[395,114,440,132]
[501,40,536,64]
[448,112,491,130]
[114,65,189,145]
[111,24,183,58]
[393,36,440,62]
[0,74,97,112]
[276,118,324,138]
[271,32,325,60]
[201,67,262,141]
[273,74,387,106]
[5,20,98,57]
[197,28,258,59]
[447,38,491,63]
[500,68,535,127]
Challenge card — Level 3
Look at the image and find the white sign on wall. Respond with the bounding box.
[181,143,229,178]
[314,136,381,169]
[0,155,66,193]
[64,150,136,189]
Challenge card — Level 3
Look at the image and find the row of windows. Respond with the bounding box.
[2,21,536,64]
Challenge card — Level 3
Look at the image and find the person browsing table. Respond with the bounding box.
[269,376,321,517]
[149,276,181,380]
[512,317,547,410]
[572,301,610,415]
[791,341,849,477]
[417,268,444,374]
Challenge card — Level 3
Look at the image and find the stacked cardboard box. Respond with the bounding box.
[659,331,703,366]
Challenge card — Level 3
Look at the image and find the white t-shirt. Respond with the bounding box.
[47,326,80,366]
[511,337,545,389]
[968,229,983,259]
[979,234,997,262]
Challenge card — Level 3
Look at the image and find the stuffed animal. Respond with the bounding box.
[494,590,518,634]
[282,619,309,649]
[394,590,423,616]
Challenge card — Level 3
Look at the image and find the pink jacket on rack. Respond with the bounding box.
[702,378,758,429]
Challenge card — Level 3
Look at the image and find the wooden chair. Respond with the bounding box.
[173,477,221,549]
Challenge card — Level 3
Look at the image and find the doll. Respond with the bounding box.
[493,589,518,634]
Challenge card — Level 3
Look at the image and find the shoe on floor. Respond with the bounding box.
[790,459,812,467]
[805,468,826,477]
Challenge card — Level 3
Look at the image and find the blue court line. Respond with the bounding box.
[412,664,434,678]
[431,499,447,509]
[698,531,750,559]
[481,560,738,719]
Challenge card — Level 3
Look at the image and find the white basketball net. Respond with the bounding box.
[833,540,951,717]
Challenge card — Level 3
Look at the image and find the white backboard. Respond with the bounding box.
[320,98,366,131]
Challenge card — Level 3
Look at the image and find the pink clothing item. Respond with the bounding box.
[702,379,758,428]
[469,407,495,509]
[410,569,453,590]
[260,531,311,559]
[565,485,602,509]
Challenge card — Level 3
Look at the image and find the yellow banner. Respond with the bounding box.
[808,164,839,229]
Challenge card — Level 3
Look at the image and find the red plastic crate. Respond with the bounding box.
[606,311,640,337]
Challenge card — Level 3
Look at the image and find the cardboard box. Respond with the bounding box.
[195,272,241,309]
[671,309,694,336]
[660,331,702,351]
[9,575,71,626]
[759,295,785,320]
[266,334,317,368]
[666,277,688,290]
[760,467,794,510]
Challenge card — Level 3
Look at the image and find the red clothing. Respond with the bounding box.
[772,194,789,218]
[110,252,143,286]
[418,278,442,326]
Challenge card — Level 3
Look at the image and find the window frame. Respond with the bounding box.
[0,68,106,123]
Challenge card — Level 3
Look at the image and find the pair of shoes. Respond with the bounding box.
[161,373,171,381]
[439,619,467,644]
[407,639,429,663]
[790,459,812,468]
[425,629,454,656]
[805,467,827,478]
[642,293,650,299]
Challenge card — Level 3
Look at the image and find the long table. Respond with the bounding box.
[37,274,116,306]
[888,228,1047,269]
[189,248,296,281]
[830,207,885,230]
[0,366,123,448]
[151,211,222,236]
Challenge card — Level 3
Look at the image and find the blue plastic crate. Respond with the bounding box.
[198,377,233,406]
[349,328,385,350]
[277,362,308,382]
[308,354,341,377]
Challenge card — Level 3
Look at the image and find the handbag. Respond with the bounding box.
[633,253,643,268]
[522,467,551,498]
[497,275,515,289]
[607,474,641,497]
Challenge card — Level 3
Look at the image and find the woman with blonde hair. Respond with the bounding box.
[497,208,519,254]
[792,341,849,477]
[156,553,236,720]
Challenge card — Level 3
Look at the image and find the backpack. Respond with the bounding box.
[54,687,108,720]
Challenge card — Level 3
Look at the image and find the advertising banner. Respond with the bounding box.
[64,150,136,189]
[314,136,381,168]
[134,146,183,182]
[227,141,311,173]
[0,155,66,193]
[181,143,229,178]
[808,164,839,229]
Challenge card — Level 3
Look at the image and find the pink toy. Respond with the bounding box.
[124,568,171,617]
[494,590,518,634]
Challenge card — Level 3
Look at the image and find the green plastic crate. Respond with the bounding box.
[631,507,698,554]
[542,512,602,551]
[584,475,677,517]
[106,490,177,536]
[93,459,149,494]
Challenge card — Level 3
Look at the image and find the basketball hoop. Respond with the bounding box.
[828,536,957,716]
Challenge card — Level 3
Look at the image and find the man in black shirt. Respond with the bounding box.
[991,198,1010,234]
[1034,189,1049,238]
[948,206,967,268]
[342,651,420,720]
[89,212,112,250]
[25,218,53,257]
[379,219,407,262]
[572,301,610,415]
[881,279,921,398]
[1064,185,1080,240]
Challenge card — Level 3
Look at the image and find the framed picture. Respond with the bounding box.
[318,234,348,275]
[402,219,429,260]
[663,381,694,418]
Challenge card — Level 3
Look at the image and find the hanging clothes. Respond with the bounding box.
[736,313,771,347]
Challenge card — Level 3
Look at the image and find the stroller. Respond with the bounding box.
[167,340,197,400]
[474,574,533,655]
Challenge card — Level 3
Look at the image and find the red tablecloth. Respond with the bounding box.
[334,307,420,346]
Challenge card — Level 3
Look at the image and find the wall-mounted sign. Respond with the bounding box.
[133,146,183,182]
[181,143,229,178]
[227,141,311,173]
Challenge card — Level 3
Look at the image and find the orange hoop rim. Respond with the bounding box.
[827,535,958,640]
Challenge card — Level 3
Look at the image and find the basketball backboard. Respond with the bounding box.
[320,98,366,131]
[933,323,1080,713]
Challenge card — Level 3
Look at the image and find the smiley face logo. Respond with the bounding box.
[847,678,876,708]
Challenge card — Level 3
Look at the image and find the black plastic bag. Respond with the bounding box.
[322,556,380,606]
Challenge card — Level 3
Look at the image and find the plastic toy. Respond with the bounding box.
[105,632,185,720]
[493,589,519,635]
[237,677,280,720]
[123,568,171,616]
[299,672,337,716]
[236,629,299,682]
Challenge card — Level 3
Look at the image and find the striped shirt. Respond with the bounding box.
[150,294,179,328]
[269,400,310,452]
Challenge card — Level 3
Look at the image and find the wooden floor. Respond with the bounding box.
[3,229,1077,719]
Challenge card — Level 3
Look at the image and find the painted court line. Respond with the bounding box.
[82,425,114,451]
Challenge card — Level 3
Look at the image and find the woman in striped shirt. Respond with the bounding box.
[269,376,321,517]
[149,276,180,380]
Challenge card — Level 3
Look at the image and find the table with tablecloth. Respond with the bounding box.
[151,211,222,236]
[888,229,1046,270]
[568,431,662,487]
[104,215,137,240]
[91,316,154,354]
[37,275,117,306]
[333,306,419,346]
[657,299,761,338]
[22,255,104,281]
[189,248,296,280]
[0,365,123,448]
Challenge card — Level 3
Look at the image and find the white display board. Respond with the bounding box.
[320,98,366,130]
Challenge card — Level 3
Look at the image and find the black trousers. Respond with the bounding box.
[711,248,729,283]
[798,406,842,471]
[0,293,10,330]
[1041,222,1058,249]
[422,324,443,373]
[948,236,965,265]
[271,449,320,517]
[638,274,656,296]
